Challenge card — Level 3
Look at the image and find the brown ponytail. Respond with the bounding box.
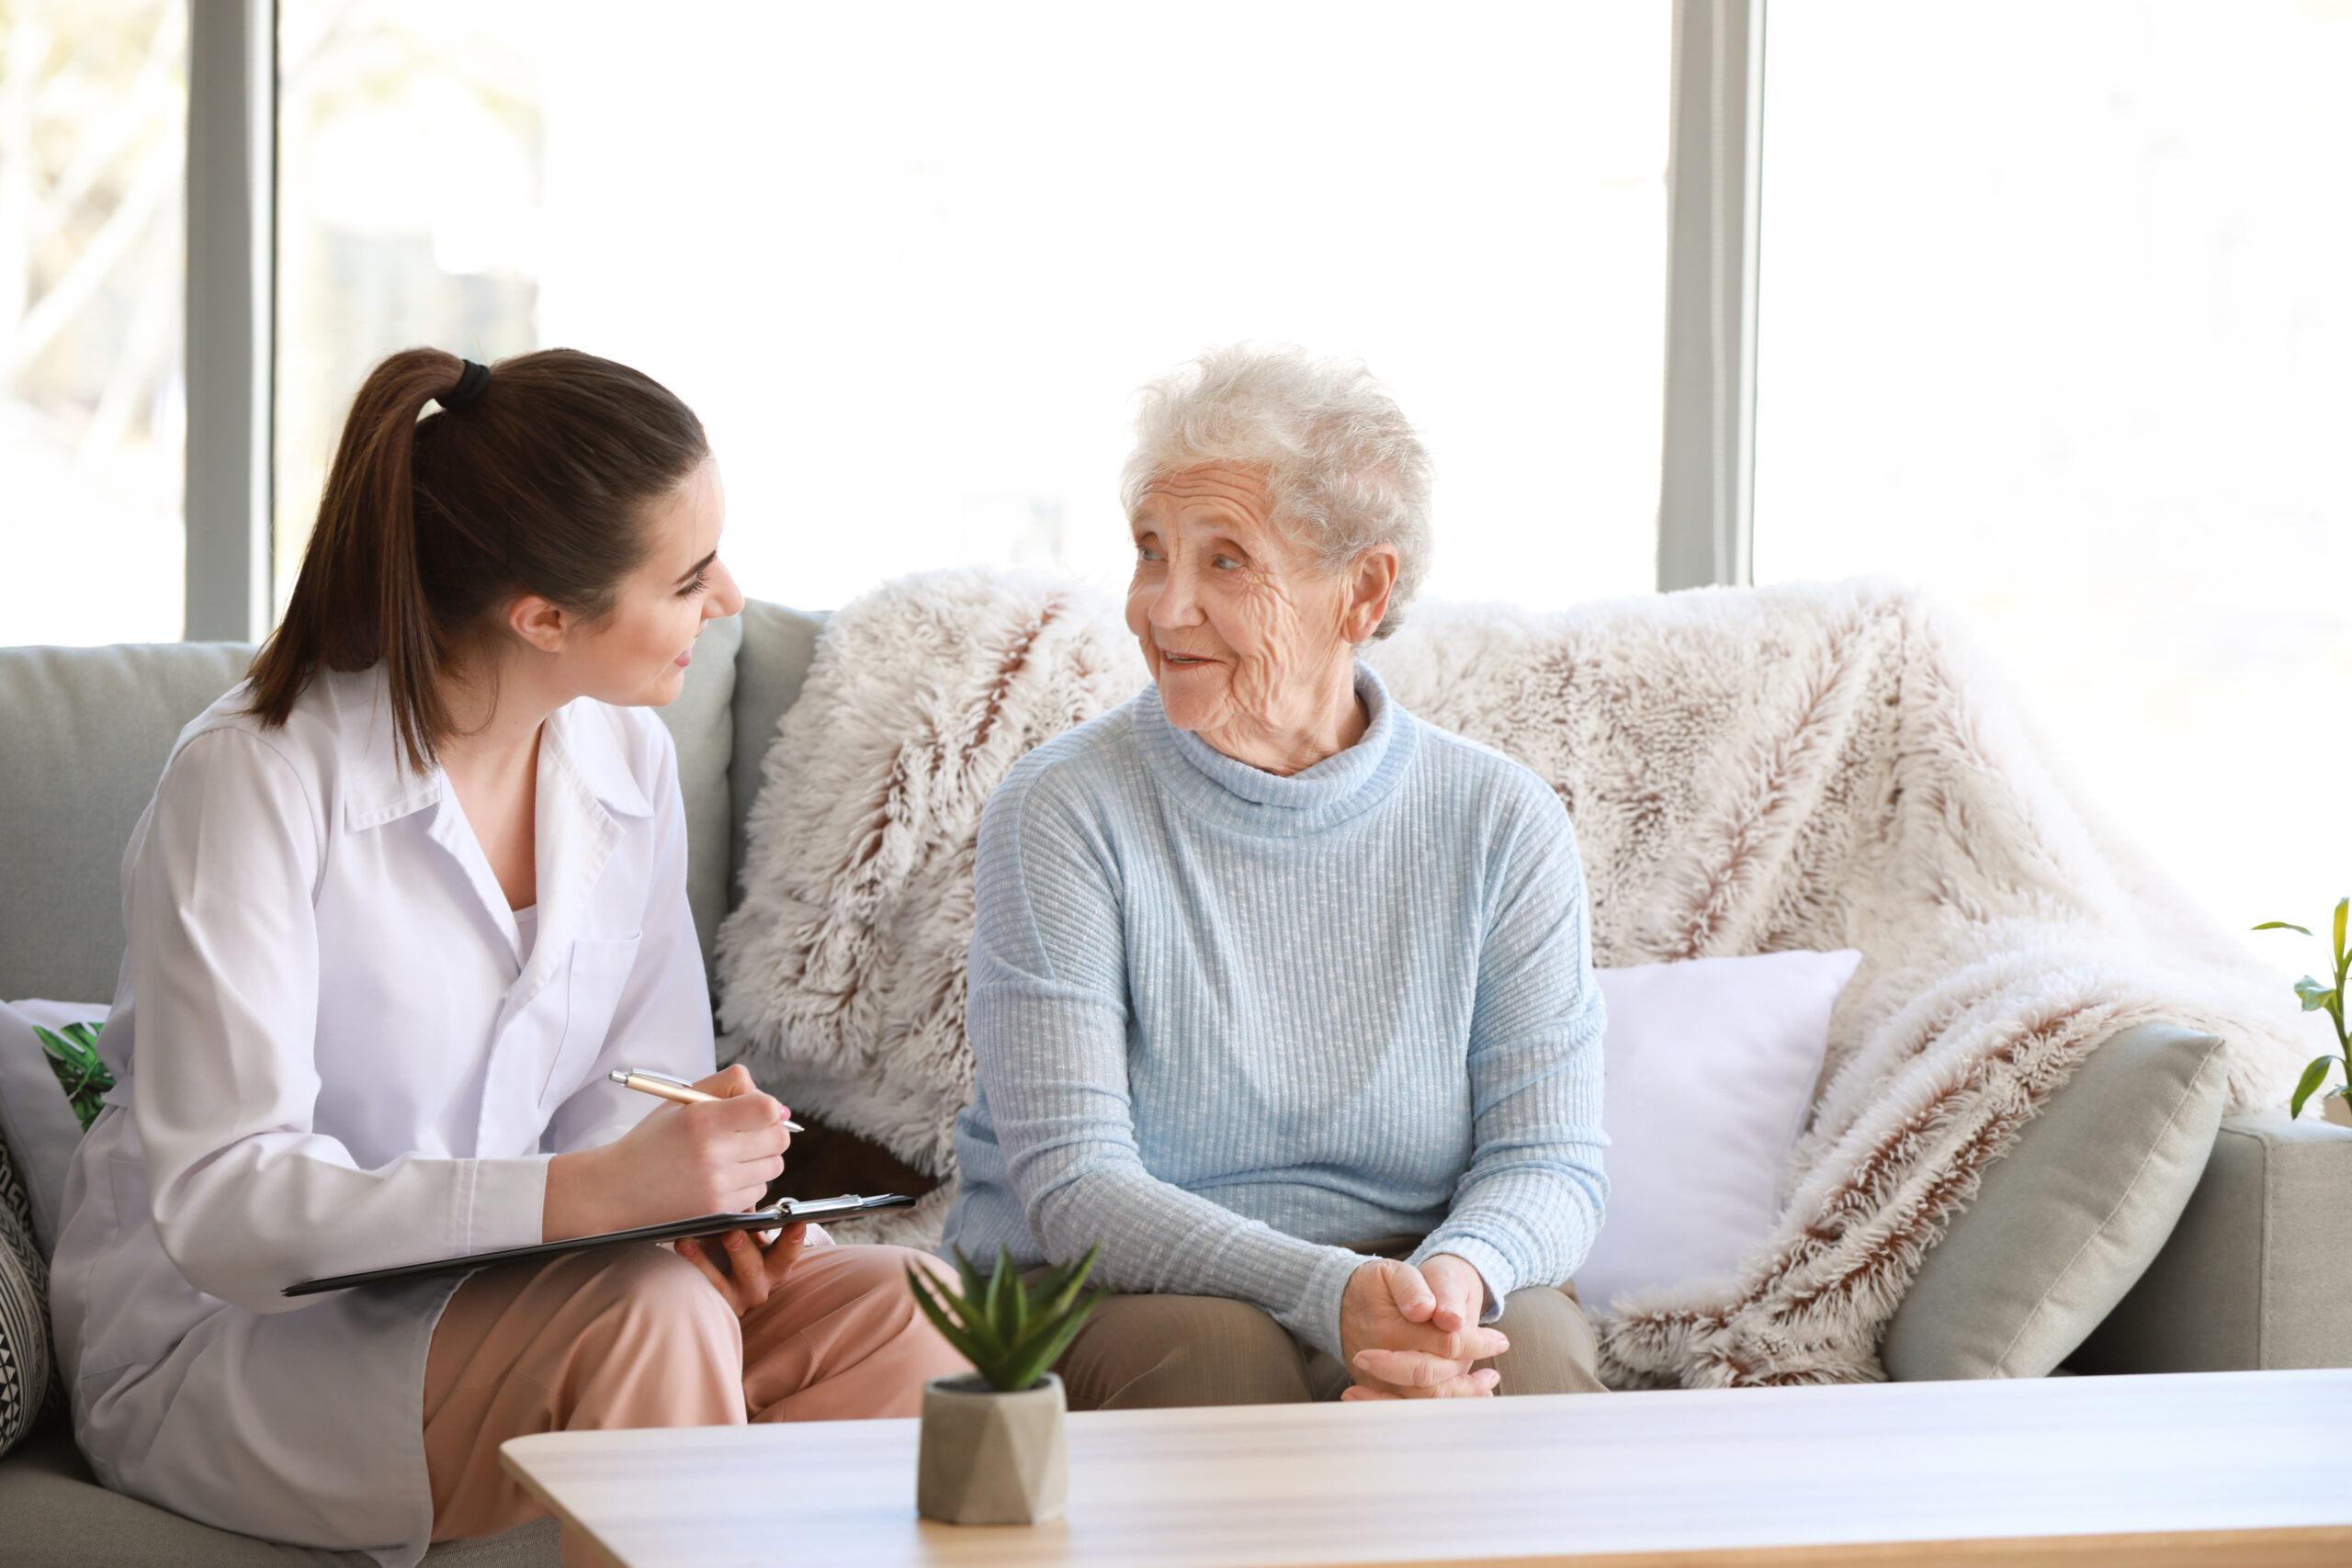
[244,347,710,773]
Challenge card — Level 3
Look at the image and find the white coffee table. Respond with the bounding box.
[502,1367,2352,1566]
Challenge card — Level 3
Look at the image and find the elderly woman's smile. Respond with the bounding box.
[1127,461,1396,777]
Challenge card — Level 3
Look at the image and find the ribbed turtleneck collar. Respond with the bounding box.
[1132,661,1419,837]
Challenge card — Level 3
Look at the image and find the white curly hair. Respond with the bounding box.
[1119,344,1433,639]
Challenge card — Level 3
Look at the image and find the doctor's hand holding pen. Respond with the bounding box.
[600,1066,819,1314]
[540,1063,794,1244]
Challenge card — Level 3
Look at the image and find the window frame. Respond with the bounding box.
[177,0,1760,639]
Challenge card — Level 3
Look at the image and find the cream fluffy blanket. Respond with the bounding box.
[716,569,2305,1387]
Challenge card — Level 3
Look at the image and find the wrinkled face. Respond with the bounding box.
[563,458,744,706]
[1125,463,1359,747]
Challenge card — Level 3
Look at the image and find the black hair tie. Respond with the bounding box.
[440,359,492,412]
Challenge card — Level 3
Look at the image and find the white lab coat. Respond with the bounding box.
[48,665,715,1566]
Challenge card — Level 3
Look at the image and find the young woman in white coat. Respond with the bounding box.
[49,348,968,1566]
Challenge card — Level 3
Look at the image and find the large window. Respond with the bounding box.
[275,0,538,613]
[0,0,186,647]
[1752,1,2352,944]
[277,2,1673,613]
[24,1,2352,962]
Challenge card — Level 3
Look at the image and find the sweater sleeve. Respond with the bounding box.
[966,772,1368,1357]
[1409,789,1609,1318]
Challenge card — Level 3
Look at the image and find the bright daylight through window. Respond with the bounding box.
[0,0,186,646]
[274,0,1672,618]
[9,0,2346,965]
[1753,0,2352,954]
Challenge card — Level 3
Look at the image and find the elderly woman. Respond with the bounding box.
[939,344,1608,1406]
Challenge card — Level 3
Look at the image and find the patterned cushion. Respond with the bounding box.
[0,1122,51,1457]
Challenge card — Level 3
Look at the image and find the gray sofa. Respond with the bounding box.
[2,599,2346,1565]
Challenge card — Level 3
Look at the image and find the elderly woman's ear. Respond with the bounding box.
[1340,546,1401,646]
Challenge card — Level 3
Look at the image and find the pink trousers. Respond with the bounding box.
[423,1241,966,1556]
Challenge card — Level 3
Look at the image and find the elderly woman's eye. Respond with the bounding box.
[1213,554,1240,570]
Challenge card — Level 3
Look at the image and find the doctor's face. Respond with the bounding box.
[566,457,744,707]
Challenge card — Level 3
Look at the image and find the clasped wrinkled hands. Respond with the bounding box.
[1340,1253,1506,1399]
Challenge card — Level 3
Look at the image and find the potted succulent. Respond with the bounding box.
[904,1244,1106,1526]
[2256,897,2352,1125]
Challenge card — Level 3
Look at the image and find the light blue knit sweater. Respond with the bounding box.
[940,663,1607,1358]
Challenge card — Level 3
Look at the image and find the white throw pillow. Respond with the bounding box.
[0,998,113,1259]
[1576,951,1862,1314]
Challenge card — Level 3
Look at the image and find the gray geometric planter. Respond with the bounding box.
[915,1371,1069,1525]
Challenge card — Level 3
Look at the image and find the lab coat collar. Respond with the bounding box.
[330,671,655,829]
[325,671,657,975]
[542,700,655,821]
[417,703,638,978]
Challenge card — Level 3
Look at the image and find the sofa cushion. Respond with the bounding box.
[1880,1022,2228,1380]
[1576,950,1862,1314]
[0,642,257,1004]
[653,612,741,982]
[0,627,747,1006]
[0,1425,560,1566]
[726,601,826,902]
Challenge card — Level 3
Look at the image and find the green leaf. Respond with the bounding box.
[904,1266,964,1341]
[993,1344,1057,1395]
[910,1241,1117,1391]
[984,1246,1016,1335]
[996,1287,1110,1393]
[906,1268,999,1373]
[33,1025,96,1089]
[2290,1055,2338,1120]
[1025,1258,1076,1314]
[2254,921,2313,936]
[1039,1244,1104,1322]
[919,1256,1014,1363]
[2293,976,2337,1013]
[1007,1264,1032,1348]
[2335,898,2348,967]
[944,1288,1014,1370]
[951,1246,988,1309]
[33,1023,116,1132]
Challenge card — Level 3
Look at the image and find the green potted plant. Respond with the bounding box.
[904,1244,1106,1526]
[31,1020,113,1132]
[2256,897,2352,1124]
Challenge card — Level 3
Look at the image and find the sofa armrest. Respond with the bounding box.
[2073,1111,2352,1373]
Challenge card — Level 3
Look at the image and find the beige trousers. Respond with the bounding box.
[1045,1246,1608,1410]
[423,1241,967,1556]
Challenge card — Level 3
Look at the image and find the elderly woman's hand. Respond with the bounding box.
[1339,1256,1508,1399]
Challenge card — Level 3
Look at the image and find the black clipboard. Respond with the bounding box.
[282,1192,919,1297]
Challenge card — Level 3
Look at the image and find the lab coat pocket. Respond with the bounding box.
[541,934,643,1106]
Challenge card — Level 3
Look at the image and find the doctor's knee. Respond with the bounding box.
[580,1245,744,1371]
